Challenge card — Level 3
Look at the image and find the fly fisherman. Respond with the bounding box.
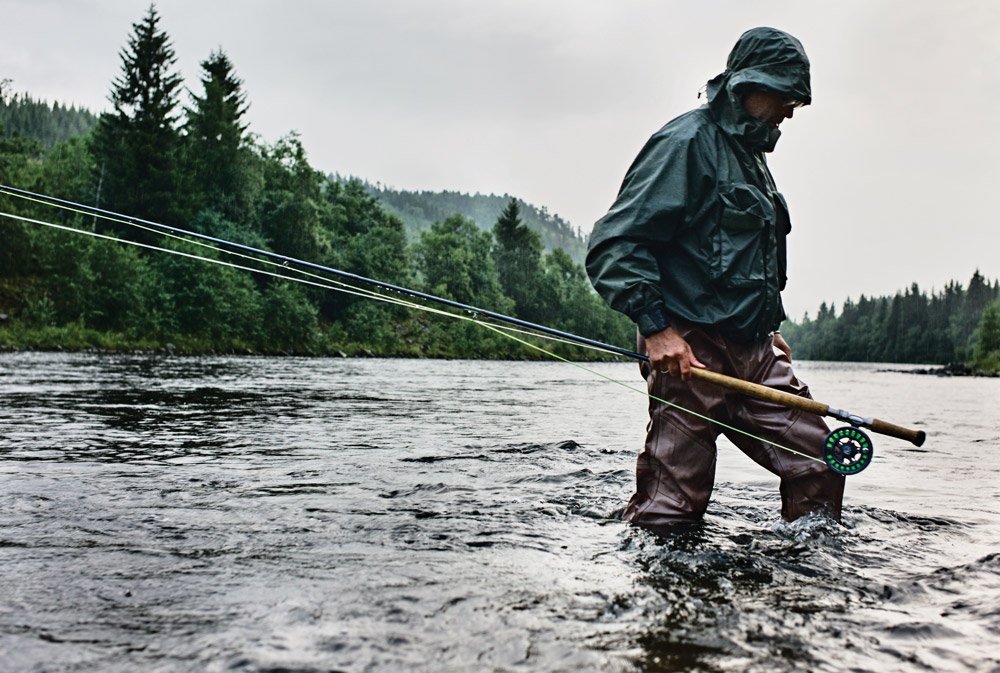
[587,27,844,529]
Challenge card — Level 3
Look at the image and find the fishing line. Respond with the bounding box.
[0,210,396,301]
[0,207,609,358]
[473,321,824,464]
[0,185,629,358]
[0,188,632,357]
[0,202,823,465]
[1,188,430,312]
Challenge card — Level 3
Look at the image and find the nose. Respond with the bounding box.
[782,105,795,119]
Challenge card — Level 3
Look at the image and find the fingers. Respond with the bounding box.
[685,353,706,379]
[647,328,704,381]
[656,349,701,380]
[652,352,682,377]
[677,354,692,380]
[676,354,704,379]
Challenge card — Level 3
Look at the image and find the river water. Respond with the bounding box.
[0,352,997,672]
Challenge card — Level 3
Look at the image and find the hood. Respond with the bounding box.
[705,27,811,153]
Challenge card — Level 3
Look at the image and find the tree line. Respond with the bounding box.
[0,87,98,149]
[1,5,996,371]
[0,5,632,358]
[781,272,1000,372]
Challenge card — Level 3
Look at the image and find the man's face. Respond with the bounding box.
[742,90,800,128]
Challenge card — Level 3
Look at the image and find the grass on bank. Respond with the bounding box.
[0,317,627,362]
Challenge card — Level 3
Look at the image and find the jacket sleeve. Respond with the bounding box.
[586,132,698,336]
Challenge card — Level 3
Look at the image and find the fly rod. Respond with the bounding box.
[0,183,927,474]
[0,184,637,359]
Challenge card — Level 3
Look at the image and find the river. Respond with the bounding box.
[0,353,997,672]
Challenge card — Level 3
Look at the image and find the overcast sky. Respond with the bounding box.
[2,0,998,318]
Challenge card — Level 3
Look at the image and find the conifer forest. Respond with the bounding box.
[0,6,997,372]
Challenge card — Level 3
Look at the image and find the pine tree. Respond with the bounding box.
[972,302,1000,373]
[949,270,993,359]
[92,4,184,229]
[184,49,254,224]
[492,198,550,321]
[783,273,1000,366]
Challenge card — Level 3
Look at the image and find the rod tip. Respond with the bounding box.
[914,430,926,447]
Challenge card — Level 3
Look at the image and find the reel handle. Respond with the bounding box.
[870,418,926,447]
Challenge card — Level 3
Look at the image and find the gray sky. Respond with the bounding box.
[2,0,998,318]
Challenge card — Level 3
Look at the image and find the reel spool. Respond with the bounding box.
[823,426,874,475]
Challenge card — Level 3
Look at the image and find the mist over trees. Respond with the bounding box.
[0,5,631,358]
[0,85,97,149]
[364,182,589,264]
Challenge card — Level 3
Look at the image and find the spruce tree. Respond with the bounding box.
[955,270,995,357]
[92,4,183,229]
[492,198,550,322]
[184,49,254,224]
[972,302,1000,372]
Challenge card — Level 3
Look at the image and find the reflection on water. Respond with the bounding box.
[0,352,998,672]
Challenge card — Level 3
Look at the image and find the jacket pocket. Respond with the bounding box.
[713,183,773,288]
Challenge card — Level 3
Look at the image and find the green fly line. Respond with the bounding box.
[0,194,824,466]
[0,189,615,356]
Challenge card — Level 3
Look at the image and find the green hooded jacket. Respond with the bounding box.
[586,27,811,343]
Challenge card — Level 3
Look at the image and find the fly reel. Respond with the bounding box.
[823,426,873,475]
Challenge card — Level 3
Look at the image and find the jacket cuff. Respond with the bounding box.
[635,303,671,337]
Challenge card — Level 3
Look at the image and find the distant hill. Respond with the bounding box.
[356,180,589,264]
[0,92,98,149]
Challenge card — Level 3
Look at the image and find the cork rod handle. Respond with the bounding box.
[689,368,926,446]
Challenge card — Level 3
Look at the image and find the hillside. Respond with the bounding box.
[0,90,591,265]
[0,92,98,149]
[1,8,632,361]
[358,181,589,264]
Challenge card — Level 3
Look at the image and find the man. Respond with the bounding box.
[586,27,844,529]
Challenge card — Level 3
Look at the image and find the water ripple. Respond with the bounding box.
[0,352,998,672]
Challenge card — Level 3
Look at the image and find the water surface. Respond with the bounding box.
[1,353,997,672]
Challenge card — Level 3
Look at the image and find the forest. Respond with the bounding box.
[0,87,97,149]
[0,5,997,372]
[781,274,1000,373]
[0,6,631,359]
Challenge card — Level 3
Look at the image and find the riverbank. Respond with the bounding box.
[0,322,626,361]
[6,324,998,373]
[880,362,1000,378]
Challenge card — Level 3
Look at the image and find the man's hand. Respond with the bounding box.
[645,326,705,380]
[773,332,792,361]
